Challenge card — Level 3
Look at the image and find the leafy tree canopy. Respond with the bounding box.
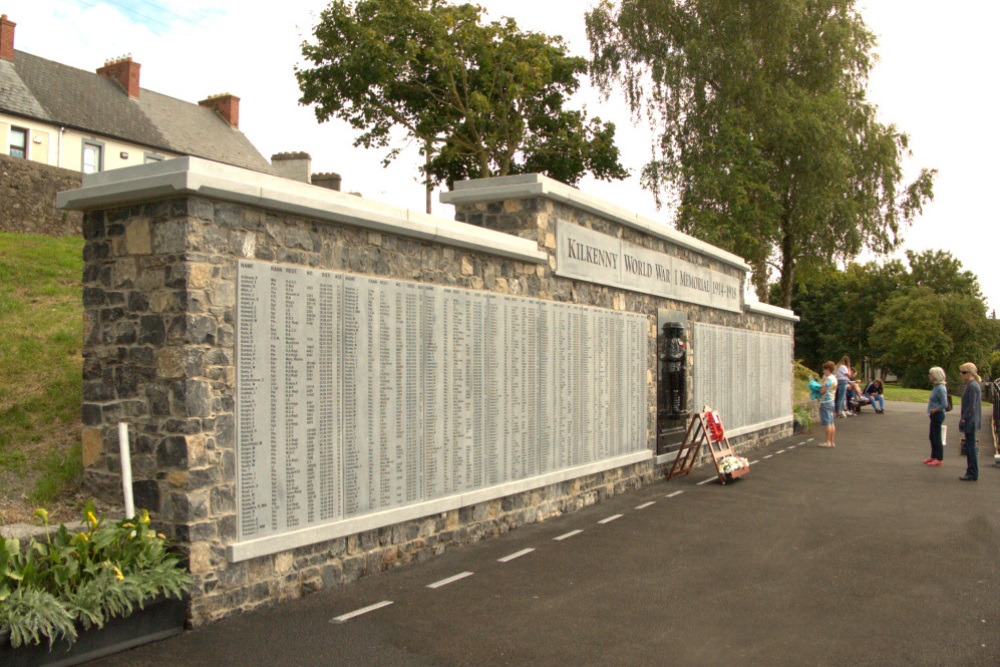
[297,0,628,209]
[791,250,994,387]
[586,0,936,307]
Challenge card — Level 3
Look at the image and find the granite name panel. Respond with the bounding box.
[235,260,648,545]
[691,323,792,432]
[556,221,742,313]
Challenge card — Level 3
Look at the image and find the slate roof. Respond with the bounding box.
[0,50,274,174]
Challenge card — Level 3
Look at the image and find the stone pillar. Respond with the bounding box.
[79,197,235,577]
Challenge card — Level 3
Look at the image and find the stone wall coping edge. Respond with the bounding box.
[744,301,800,322]
[56,157,548,265]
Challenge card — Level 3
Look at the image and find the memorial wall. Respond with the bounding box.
[63,159,797,626]
[235,261,647,550]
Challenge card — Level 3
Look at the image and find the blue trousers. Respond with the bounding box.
[836,380,848,413]
[929,412,944,461]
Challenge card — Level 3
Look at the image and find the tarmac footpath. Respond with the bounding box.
[92,400,998,667]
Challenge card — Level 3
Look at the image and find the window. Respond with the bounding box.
[82,141,104,174]
[9,126,27,159]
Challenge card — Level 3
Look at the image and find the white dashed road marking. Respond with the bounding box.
[697,477,717,486]
[553,530,583,541]
[776,450,786,454]
[598,514,623,524]
[330,601,393,623]
[498,548,535,563]
[764,455,773,460]
[427,572,474,589]
[750,460,760,465]
[666,490,684,498]
[635,501,656,510]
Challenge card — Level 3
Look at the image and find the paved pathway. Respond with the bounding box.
[93,401,999,666]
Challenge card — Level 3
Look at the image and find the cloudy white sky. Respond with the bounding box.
[6,0,997,312]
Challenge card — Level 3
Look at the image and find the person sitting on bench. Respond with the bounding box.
[863,378,885,414]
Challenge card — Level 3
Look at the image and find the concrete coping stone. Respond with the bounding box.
[744,300,799,322]
[55,157,549,266]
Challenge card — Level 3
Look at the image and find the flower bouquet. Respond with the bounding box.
[717,455,750,477]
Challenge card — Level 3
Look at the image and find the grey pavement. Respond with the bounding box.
[92,401,999,666]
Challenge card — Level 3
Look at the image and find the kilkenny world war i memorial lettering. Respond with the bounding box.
[59,160,797,625]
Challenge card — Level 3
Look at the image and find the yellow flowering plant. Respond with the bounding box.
[0,499,193,650]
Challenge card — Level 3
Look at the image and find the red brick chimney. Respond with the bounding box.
[97,57,141,98]
[0,14,16,61]
[199,93,240,128]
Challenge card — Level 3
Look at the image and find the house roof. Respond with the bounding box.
[0,50,274,174]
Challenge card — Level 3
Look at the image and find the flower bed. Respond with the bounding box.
[0,501,192,664]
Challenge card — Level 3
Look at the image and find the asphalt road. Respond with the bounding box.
[92,400,999,666]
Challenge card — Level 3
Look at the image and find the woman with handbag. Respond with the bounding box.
[925,367,948,467]
[957,363,982,481]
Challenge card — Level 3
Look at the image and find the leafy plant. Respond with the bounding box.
[0,502,193,649]
[793,405,814,434]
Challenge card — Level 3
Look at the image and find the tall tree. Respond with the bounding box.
[586,0,936,306]
[298,0,628,212]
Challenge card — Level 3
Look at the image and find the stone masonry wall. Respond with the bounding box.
[79,187,792,626]
[0,153,83,236]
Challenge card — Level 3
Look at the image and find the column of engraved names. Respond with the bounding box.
[318,273,340,521]
[375,280,402,509]
[237,265,265,539]
[505,296,524,480]
[594,312,611,461]
[537,303,554,474]
[402,284,422,504]
[341,277,364,515]
[482,294,503,486]
[282,268,305,530]
[364,280,380,512]
[554,304,573,470]
[267,267,283,533]
[421,285,445,499]
[632,317,646,449]
[523,302,538,477]
[609,314,623,457]
[582,307,596,464]
[447,290,476,493]
[301,274,318,525]
[470,298,485,489]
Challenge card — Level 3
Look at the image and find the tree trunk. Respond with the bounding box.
[424,144,432,215]
[779,231,796,309]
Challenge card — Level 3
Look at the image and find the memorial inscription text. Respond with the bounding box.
[236,261,648,543]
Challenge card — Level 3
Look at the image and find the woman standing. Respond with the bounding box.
[835,356,853,418]
[958,363,982,481]
[925,367,948,466]
[818,361,837,447]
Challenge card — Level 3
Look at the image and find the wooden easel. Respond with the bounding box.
[666,407,749,485]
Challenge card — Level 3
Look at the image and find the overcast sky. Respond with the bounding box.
[6,0,996,313]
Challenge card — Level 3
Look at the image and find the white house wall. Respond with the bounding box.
[1,112,178,172]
